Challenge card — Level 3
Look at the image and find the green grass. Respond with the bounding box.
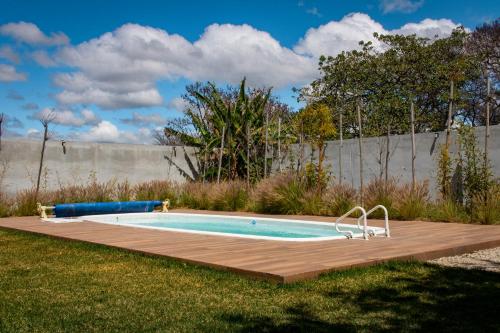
[0,228,499,332]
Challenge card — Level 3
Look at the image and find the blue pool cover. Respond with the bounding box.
[54,201,162,218]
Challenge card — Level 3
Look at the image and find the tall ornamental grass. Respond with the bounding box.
[0,174,497,224]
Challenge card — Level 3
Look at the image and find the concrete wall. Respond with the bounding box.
[0,125,498,195]
[281,125,500,194]
[0,139,199,195]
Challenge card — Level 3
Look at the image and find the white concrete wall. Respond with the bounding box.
[279,125,499,193]
[0,139,199,195]
[0,125,498,196]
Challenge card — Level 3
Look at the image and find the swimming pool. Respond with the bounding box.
[78,212,387,241]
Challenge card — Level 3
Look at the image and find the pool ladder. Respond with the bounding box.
[334,205,390,240]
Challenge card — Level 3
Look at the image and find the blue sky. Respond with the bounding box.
[0,0,498,143]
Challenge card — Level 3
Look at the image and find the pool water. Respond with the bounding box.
[80,213,386,241]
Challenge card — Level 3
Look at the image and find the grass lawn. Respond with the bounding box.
[0,229,499,332]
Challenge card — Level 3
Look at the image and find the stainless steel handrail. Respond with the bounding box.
[357,205,390,237]
[335,206,368,240]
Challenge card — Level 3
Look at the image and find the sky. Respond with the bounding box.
[0,0,498,144]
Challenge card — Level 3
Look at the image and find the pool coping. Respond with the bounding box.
[1,210,500,283]
[58,212,387,242]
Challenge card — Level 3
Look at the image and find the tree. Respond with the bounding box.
[35,111,55,200]
[295,103,336,191]
[162,79,293,182]
[0,113,4,152]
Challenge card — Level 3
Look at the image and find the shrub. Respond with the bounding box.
[472,183,500,224]
[300,190,325,215]
[457,126,493,213]
[0,193,11,217]
[323,184,357,216]
[364,178,398,218]
[209,181,248,211]
[116,180,134,201]
[393,181,429,220]
[12,188,39,216]
[251,173,305,214]
[179,182,211,210]
[134,180,177,203]
[426,199,468,223]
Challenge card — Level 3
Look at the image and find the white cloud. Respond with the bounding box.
[294,13,386,57]
[51,15,462,110]
[295,13,461,58]
[26,128,41,139]
[380,0,424,14]
[0,21,69,46]
[391,18,461,39]
[32,108,101,127]
[81,109,100,124]
[74,120,153,144]
[54,23,315,109]
[167,97,189,112]
[120,112,167,126]
[77,120,119,142]
[0,45,20,63]
[32,50,57,67]
[0,64,27,82]
[55,86,163,110]
[190,23,316,87]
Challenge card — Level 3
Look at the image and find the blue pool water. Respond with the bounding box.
[81,213,386,241]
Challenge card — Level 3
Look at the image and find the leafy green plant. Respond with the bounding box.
[437,144,453,200]
[296,103,336,191]
[457,126,493,213]
[472,183,500,224]
[426,199,468,223]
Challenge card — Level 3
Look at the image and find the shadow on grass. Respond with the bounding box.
[219,302,353,333]
[344,264,500,332]
[219,263,500,333]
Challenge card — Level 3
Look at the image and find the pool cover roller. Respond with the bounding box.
[54,201,162,218]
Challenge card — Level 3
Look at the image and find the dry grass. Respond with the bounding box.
[323,183,357,216]
[0,174,497,224]
[250,173,306,214]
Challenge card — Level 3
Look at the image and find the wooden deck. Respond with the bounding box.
[1,210,499,283]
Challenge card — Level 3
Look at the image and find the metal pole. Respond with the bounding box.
[35,123,49,199]
[298,120,303,172]
[385,124,390,192]
[246,124,250,188]
[357,103,364,206]
[278,117,282,172]
[410,101,416,190]
[0,113,3,152]
[264,111,269,178]
[485,76,490,162]
[446,80,454,149]
[339,112,343,185]
[217,126,225,184]
[202,147,207,184]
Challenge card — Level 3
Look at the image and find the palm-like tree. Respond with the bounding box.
[164,78,272,181]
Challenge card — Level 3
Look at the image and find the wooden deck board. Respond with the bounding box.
[1,209,499,283]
